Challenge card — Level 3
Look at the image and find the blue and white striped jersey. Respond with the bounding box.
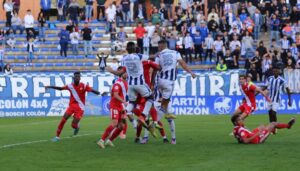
[121,53,148,85]
[266,76,288,103]
[156,49,182,81]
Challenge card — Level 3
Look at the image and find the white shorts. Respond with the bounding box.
[128,84,152,102]
[157,79,174,100]
[266,102,280,112]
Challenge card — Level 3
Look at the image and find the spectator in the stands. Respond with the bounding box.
[286,58,296,69]
[40,0,51,20]
[105,3,116,33]
[193,31,203,61]
[26,38,35,63]
[4,0,13,27]
[270,14,280,43]
[204,32,214,62]
[6,28,15,49]
[97,52,108,72]
[26,29,36,41]
[135,3,147,23]
[290,43,299,61]
[133,22,146,53]
[252,9,263,42]
[256,41,267,58]
[216,58,227,72]
[85,0,94,22]
[164,0,173,19]
[121,0,130,26]
[11,10,24,34]
[117,26,128,48]
[70,27,80,55]
[109,23,117,41]
[58,26,69,58]
[12,0,20,14]
[66,20,75,33]
[57,0,65,21]
[150,31,161,54]
[24,9,35,36]
[0,29,5,46]
[247,63,260,82]
[68,0,80,26]
[213,35,224,63]
[143,36,150,55]
[184,32,194,63]
[242,31,255,59]
[81,22,93,58]
[207,16,218,39]
[4,63,13,75]
[96,0,106,21]
[38,11,46,42]
[115,5,123,27]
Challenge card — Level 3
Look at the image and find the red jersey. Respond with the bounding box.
[110,78,128,110]
[63,83,92,110]
[142,60,160,87]
[133,26,146,39]
[240,83,257,109]
[233,125,270,144]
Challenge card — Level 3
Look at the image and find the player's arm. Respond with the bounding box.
[178,59,196,78]
[255,86,271,102]
[242,132,260,144]
[113,92,127,105]
[45,86,65,91]
[90,89,101,96]
[106,66,125,76]
[148,60,161,71]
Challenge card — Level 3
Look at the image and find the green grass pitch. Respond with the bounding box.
[0,115,299,171]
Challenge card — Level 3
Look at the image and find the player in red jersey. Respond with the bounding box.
[97,67,128,148]
[232,75,271,121]
[45,72,100,142]
[231,115,295,144]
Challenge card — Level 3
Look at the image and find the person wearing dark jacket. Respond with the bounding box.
[12,0,20,13]
[97,52,108,72]
[68,0,80,26]
[134,3,147,23]
[96,0,106,21]
[58,27,70,58]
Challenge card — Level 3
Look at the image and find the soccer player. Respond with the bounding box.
[45,72,100,142]
[106,42,158,127]
[266,66,292,122]
[156,40,196,120]
[232,75,271,121]
[97,67,128,148]
[231,115,295,144]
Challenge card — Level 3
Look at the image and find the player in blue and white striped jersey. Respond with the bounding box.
[266,66,292,123]
[107,42,155,124]
[156,40,196,120]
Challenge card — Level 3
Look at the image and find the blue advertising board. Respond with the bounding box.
[0,71,299,117]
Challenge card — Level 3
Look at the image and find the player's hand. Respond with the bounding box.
[288,100,292,107]
[101,92,109,96]
[191,73,197,79]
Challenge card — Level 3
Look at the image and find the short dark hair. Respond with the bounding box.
[74,71,81,76]
[231,115,240,125]
[158,40,168,45]
[239,74,246,79]
[126,42,136,54]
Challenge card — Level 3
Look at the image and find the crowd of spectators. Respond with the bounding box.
[0,0,299,78]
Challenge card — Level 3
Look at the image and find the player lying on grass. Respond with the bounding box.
[232,75,271,121]
[231,115,296,144]
[45,72,101,142]
[97,67,128,148]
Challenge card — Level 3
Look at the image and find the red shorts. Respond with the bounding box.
[239,103,255,116]
[110,108,126,121]
[65,105,84,120]
[251,128,270,144]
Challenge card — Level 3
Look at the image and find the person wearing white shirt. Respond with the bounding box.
[204,33,214,62]
[184,32,194,63]
[70,28,80,55]
[230,35,241,52]
[105,3,116,33]
[4,0,14,27]
[213,35,224,63]
[24,10,35,36]
[280,35,290,54]
[4,63,13,75]
[145,21,155,38]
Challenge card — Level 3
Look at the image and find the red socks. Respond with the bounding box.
[150,107,158,122]
[133,108,142,117]
[71,122,78,129]
[56,117,67,137]
[101,125,114,141]
[109,127,122,141]
[276,123,289,129]
[136,123,143,138]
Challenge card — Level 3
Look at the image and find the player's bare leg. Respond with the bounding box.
[71,117,80,136]
[119,119,127,139]
[161,98,176,119]
[52,113,71,142]
[97,119,118,149]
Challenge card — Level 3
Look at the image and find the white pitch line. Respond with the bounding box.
[0,132,101,150]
